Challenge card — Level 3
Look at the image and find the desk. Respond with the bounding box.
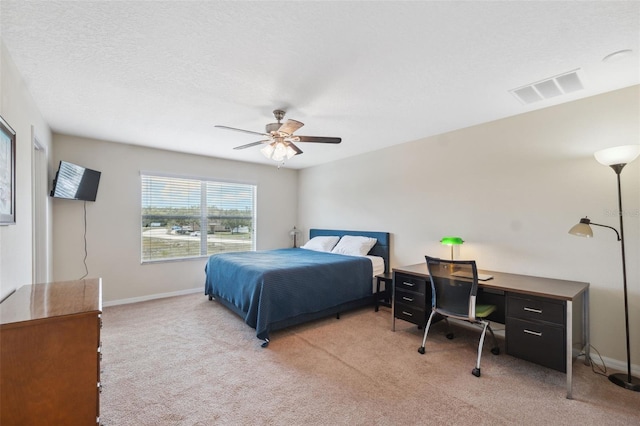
[391,263,589,399]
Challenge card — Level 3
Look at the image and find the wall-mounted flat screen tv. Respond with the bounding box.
[50,161,101,201]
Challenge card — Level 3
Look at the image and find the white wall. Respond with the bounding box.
[51,135,298,303]
[0,40,52,301]
[298,86,640,370]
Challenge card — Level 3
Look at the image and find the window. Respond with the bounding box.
[141,173,256,262]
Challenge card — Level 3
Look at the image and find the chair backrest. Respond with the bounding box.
[425,256,479,321]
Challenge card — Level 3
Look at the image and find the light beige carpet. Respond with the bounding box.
[100,294,639,425]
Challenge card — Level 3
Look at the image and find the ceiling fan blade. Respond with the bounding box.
[289,142,303,156]
[215,125,269,137]
[278,119,304,135]
[296,136,342,144]
[233,140,270,150]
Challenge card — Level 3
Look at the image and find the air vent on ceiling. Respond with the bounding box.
[509,69,585,105]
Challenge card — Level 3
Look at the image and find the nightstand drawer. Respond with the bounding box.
[507,294,564,325]
[506,317,565,372]
[395,288,426,309]
[394,273,427,294]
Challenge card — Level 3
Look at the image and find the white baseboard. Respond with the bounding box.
[103,287,202,307]
[594,354,640,377]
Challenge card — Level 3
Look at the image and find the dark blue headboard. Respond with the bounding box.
[309,229,391,273]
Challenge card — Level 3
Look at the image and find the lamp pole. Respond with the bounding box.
[571,145,640,391]
[608,164,637,390]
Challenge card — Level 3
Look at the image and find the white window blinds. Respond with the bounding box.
[141,174,256,262]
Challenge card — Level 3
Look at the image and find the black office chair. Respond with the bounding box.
[418,256,500,377]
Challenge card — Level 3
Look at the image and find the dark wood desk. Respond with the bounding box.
[391,263,589,399]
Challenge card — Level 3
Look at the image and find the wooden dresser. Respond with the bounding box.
[0,278,102,425]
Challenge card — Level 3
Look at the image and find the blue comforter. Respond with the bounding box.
[205,248,373,340]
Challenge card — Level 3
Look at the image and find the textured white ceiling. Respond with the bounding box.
[1,1,639,169]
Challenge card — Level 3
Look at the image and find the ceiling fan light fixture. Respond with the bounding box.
[261,141,296,162]
[285,144,297,160]
[260,143,275,159]
[272,142,288,161]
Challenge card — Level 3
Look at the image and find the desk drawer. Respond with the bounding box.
[395,273,427,294]
[395,302,426,326]
[395,288,426,310]
[507,294,564,325]
[506,317,565,372]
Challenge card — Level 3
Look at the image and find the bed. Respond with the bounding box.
[204,229,390,346]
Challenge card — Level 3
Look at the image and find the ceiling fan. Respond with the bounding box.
[215,109,341,162]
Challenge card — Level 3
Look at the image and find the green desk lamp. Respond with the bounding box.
[440,237,464,260]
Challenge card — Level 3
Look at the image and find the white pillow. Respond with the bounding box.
[301,236,340,252]
[331,235,377,256]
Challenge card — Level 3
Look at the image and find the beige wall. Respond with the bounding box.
[4,30,638,374]
[0,40,52,301]
[51,135,298,303]
[298,86,640,372]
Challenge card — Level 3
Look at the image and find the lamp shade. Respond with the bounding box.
[440,236,464,245]
[260,143,275,159]
[260,141,297,162]
[594,145,640,166]
[568,218,593,238]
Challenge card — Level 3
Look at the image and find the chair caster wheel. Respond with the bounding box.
[472,368,481,377]
[418,347,425,354]
[491,347,500,355]
[446,333,454,340]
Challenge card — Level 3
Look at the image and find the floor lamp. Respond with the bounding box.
[569,144,640,392]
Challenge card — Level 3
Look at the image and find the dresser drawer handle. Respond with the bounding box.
[523,307,542,314]
[402,296,414,302]
[403,281,415,287]
[401,311,413,317]
[523,329,542,337]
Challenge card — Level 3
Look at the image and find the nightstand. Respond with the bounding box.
[375,272,393,311]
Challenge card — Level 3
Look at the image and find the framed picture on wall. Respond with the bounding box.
[0,115,16,225]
